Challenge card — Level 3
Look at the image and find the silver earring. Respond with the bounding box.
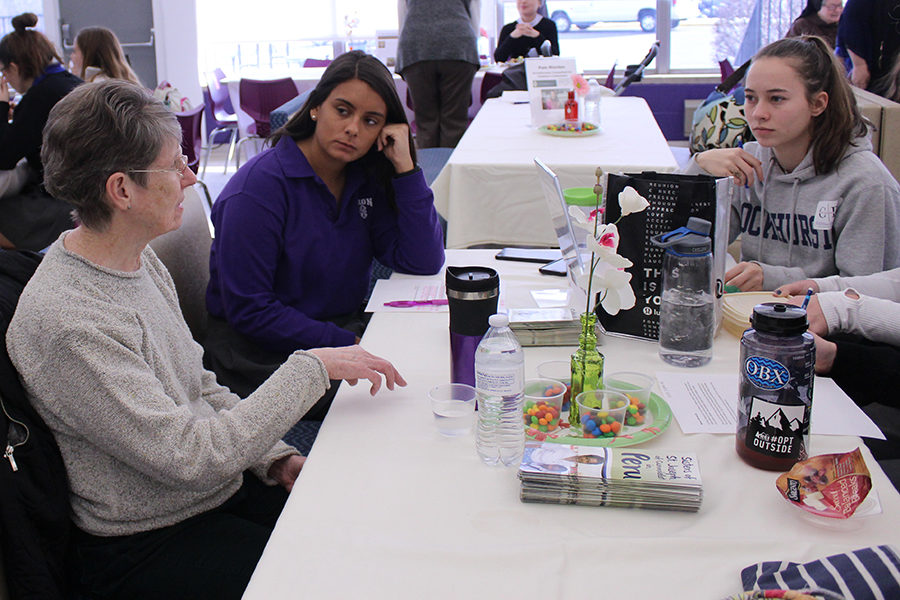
[311,114,317,121]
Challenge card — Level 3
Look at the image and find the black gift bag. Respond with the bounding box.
[599,172,730,342]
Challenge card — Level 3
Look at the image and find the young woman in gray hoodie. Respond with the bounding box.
[687,36,900,291]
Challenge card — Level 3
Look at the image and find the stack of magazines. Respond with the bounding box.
[508,307,584,346]
[518,441,703,512]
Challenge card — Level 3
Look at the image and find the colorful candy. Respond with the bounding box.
[579,411,623,439]
[624,394,647,426]
[545,122,598,133]
[523,399,561,432]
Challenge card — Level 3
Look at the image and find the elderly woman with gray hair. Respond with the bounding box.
[6,80,406,599]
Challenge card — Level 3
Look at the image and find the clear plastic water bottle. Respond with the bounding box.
[475,313,525,467]
[583,79,603,126]
[652,217,715,367]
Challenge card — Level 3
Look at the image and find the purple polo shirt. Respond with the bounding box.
[206,136,445,352]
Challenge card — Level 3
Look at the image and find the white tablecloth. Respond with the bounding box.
[432,98,680,248]
[243,250,900,600]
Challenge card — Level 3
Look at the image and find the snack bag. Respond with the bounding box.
[776,448,872,519]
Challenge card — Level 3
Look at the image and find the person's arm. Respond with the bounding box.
[467,0,481,34]
[543,19,560,55]
[815,290,900,346]
[813,268,900,300]
[210,189,358,352]
[368,168,445,275]
[848,49,871,88]
[397,0,407,30]
[831,181,900,278]
[494,23,516,62]
[0,89,41,170]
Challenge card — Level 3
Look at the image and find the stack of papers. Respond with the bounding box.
[508,307,583,346]
[518,441,703,512]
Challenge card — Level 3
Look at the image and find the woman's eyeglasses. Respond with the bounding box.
[128,154,190,177]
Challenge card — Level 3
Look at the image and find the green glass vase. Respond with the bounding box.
[569,312,605,427]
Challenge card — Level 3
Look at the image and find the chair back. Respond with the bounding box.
[480,71,503,104]
[239,77,299,138]
[148,186,213,342]
[303,58,332,67]
[175,103,205,173]
[207,67,236,120]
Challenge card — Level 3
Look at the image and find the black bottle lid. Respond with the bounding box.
[751,303,808,336]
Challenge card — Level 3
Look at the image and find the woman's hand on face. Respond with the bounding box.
[695,148,764,187]
[0,77,9,104]
[725,261,764,291]
[309,345,407,396]
[377,123,415,174]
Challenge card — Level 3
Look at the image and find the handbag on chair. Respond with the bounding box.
[689,59,754,154]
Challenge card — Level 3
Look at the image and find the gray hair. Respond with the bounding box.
[41,79,181,230]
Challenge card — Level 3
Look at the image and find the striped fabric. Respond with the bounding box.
[739,545,900,600]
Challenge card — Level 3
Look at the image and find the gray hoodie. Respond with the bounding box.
[687,137,900,289]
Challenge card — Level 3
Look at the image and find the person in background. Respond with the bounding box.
[836,0,900,93]
[775,270,900,490]
[204,51,444,415]
[70,25,141,85]
[877,51,900,101]
[494,0,559,63]
[786,0,843,48]
[396,0,480,148]
[0,12,81,251]
[7,79,406,599]
[685,36,900,291]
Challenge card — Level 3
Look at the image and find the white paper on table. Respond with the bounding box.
[530,288,569,308]
[364,278,447,313]
[656,372,885,439]
[500,90,529,104]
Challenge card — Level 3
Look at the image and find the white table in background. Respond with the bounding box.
[432,98,680,248]
[243,249,900,600]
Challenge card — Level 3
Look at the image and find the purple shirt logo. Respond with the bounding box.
[358,196,373,219]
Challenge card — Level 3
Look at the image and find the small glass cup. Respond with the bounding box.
[523,378,566,438]
[575,389,629,439]
[428,383,477,437]
[604,371,654,428]
[536,360,572,413]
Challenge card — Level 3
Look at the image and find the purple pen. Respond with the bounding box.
[800,288,813,310]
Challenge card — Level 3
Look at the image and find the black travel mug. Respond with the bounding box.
[446,266,500,386]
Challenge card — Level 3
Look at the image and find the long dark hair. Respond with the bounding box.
[270,51,415,204]
[798,0,822,19]
[754,36,867,174]
[0,13,62,81]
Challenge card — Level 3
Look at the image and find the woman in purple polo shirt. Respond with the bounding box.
[205,51,445,416]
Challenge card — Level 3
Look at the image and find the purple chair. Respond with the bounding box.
[303,58,333,67]
[175,103,213,209]
[200,68,240,178]
[234,77,299,167]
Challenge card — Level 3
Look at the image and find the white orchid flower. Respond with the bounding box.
[584,223,632,269]
[618,186,650,216]
[567,205,593,231]
[575,263,636,315]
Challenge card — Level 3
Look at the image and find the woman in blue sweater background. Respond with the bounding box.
[205,51,445,413]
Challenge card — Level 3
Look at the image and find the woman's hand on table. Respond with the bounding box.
[268,455,306,492]
[775,281,829,336]
[695,148,763,187]
[378,123,414,174]
[309,345,407,395]
[725,261,764,291]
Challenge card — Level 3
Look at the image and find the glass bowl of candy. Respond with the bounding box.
[575,390,629,439]
[604,372,654,428]
[523,378,566,441]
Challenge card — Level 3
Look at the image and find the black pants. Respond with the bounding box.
[73,473,287,600]
[402,60,477,149]
[202,314,368,420]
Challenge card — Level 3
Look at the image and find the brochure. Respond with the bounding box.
[524,57,577,127]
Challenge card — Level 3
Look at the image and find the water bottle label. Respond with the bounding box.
[744,356,790,390]
[475,368,523,396]
[743,396,807,460]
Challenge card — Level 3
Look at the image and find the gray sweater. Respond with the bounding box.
[813,268,900,346]
[396,0,480,73]
[6,235,329,536]
[686,138,900,289]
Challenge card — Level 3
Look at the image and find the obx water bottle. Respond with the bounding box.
[651,217,715,367]
[475,313,525,466]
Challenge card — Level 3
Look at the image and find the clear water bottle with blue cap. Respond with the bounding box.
[651,217,714,367]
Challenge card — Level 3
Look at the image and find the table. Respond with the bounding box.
[432,98,680,248]
[243,250,900,600]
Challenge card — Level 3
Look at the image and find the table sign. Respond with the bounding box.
[524,56,576,127]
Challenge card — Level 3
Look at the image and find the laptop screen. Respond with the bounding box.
[534,158,587,287]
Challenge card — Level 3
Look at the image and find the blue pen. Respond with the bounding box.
[800,288,813,310]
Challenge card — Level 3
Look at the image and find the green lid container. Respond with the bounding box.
[563,187,598,207]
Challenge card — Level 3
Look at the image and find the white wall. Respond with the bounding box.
[153,0,202,104]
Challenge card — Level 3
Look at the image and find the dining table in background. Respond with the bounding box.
[431,97,680,249]
[242,249,900,600]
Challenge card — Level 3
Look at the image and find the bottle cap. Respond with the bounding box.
[563,187,596,207]
[488,313,509,328]
[650,217,712,255]
[751,303,809,336]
